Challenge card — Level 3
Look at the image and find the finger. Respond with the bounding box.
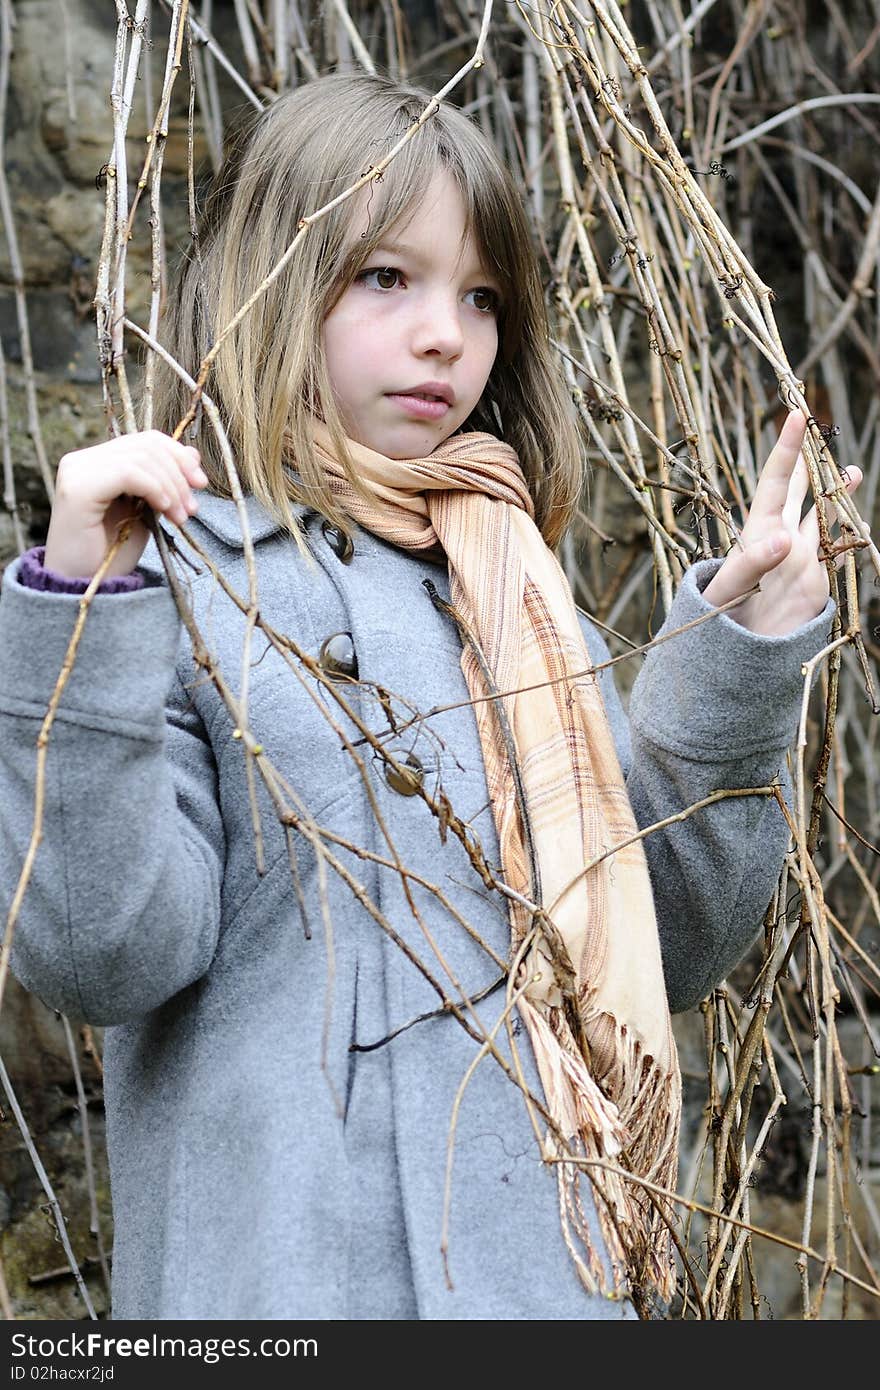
[800,465,863,552]
[153,444,209,516]
[130,452,198,526]
[183,447,209,487]
[136,452,195,525]
[834,463,863,499]
[702,530,792,607]
[162,435,209,486]
[781,449,809,531]
[108,463,183,522]
[750,411,808,522]
[138,431,208,497]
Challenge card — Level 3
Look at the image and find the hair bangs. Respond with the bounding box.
[149,71,585,555]
[323,99,525,357]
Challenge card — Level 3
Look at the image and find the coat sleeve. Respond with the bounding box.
[578,558,834,1013]
[0,558,225,1025]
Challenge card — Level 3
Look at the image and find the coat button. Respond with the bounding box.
[318,632,358,680]
[321,519,354,563]
[384,752,424,796]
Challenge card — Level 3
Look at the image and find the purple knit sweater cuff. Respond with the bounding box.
[18,547,146,595]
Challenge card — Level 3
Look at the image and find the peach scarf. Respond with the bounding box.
[311,420,681,1304]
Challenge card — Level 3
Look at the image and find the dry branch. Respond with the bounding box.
[1,0,878,1320]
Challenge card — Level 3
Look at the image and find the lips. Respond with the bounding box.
[392,381,456,406]
[386,392,452,422]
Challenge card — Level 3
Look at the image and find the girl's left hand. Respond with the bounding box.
[702,411,863,637]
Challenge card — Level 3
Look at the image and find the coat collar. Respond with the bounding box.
[192,486,444,566]
[193,490,310,548]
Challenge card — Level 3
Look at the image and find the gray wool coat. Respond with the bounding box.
[0,491,833,1321]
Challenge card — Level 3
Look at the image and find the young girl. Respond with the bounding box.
[0,73,859,1322]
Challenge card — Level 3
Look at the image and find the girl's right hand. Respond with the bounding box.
[43,431,209,580]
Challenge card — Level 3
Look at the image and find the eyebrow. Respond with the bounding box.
[371,238,499,283]
[372,238,424,260]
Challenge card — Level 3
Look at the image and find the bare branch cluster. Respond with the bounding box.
[1,0,879,1319]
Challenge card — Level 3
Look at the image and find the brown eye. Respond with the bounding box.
[360,267,401,291]
[468,286,499,314]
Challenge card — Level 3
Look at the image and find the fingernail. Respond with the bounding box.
[769,534,786,556]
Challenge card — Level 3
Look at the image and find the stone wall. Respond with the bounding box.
[0,0,214,569]
[0,0,218,1319]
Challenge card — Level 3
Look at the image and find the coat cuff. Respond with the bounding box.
[628,558,836,759]
[18,546,146,594]
[0,556,181,735]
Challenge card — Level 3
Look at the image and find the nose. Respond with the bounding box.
[410,289,464,362]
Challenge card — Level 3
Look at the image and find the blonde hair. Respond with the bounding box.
[152,72,584,551]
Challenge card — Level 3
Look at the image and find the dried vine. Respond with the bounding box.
[1,0,878,1319]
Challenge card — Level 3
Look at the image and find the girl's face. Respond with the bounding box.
[322,170,501,458]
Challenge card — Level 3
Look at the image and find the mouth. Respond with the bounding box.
[393,382,455,406]
[386,388,454,421]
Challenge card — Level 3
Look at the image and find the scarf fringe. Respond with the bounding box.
[521,998,681,1305]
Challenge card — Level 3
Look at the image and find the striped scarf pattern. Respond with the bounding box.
[310,421,682,1305]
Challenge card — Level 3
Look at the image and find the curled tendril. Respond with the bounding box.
[600,76,622,100]
[777,378,803,410]
[39,1202,62,1243]
[807,415,841,442]
[719,275,744,299]
[124,16,152,45]
[706,159,736,183]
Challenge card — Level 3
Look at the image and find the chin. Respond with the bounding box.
[379,430,452,460]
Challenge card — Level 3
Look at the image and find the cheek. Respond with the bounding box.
[324,305,378,388]
[475,327,499,392]
[322,317,354,395]
[488,329,499,372]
